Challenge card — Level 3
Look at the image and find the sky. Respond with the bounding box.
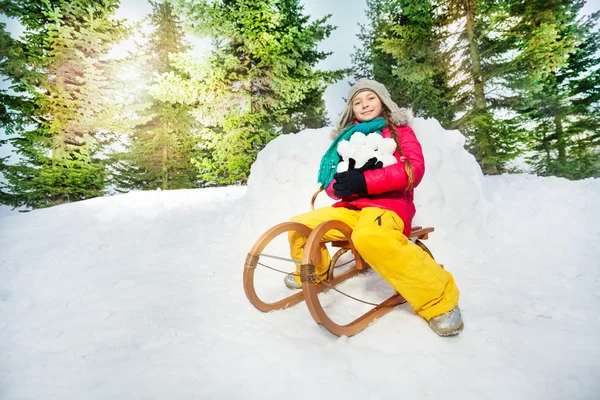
[1,117,599,399]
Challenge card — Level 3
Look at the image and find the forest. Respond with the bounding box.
[1,0,598,209]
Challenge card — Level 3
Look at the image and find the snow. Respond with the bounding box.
[2,119,600,400]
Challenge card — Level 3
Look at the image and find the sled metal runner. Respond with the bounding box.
[243,220,437,337]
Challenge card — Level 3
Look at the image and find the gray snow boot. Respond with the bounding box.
[428,305,464,336]
[284,273,302,289]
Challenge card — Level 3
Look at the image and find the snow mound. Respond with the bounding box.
[244,118,492,240]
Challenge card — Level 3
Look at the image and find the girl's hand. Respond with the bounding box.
[333,158,382,196]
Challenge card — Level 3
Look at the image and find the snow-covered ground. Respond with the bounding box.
[1,119,599,400]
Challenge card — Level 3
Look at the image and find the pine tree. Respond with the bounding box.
[355,0,527,174]
[110,1,201,191]
[440,0,530,174]
[161,0,347,185]
[0,0,127,208]
[506,1,600,179]
[353,0,600,178]
[353,0,456,125]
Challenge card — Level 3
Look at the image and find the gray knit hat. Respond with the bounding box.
[331,78,413,139]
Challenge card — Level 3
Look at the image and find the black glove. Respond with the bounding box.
[333,157,383,197]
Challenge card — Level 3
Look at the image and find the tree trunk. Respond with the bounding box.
[465,1,486,111]
[464,0,498,174]
[555,115,567,164]
[162,145,168,190]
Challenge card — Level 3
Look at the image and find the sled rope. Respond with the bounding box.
[256,259,384,307]
[314,276,385,307]
[333,258,354,268]
[259,253,302,264]
[259,252,354,268]
[257,261,296,275]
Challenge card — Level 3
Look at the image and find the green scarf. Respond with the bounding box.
[317,118,386,188]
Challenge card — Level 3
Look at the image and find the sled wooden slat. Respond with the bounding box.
[330,240,353,248]
[330,226,434,250]
[410,226,434,240]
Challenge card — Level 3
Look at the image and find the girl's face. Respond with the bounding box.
[352,90,383,122]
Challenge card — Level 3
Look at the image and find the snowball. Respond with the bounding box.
[353,149,372,170]
[347,147,356,161]
[337,160,349,173]
[359,144,373,156]
[365,133,383,151]
[356,145,378,169]
[380,154,398,167]
[337,140,351,160]
[379,138,397,155]
[349,132,367,148]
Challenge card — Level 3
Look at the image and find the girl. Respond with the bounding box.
[286,78,463,336]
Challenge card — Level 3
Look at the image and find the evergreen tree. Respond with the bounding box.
[0,0,127,208]
[161,0,347,185]
[438,0,526,174]
[353,0,456,125]
[506,1,600,179]
[355,0,600,178]
[356,0,525,174]
[110,1,201,191]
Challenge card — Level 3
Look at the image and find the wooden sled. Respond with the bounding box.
[243,218,437,337]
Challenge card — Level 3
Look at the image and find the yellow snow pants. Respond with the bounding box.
[288,206,460,321]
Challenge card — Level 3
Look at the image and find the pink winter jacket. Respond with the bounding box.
[325,124,425,237]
